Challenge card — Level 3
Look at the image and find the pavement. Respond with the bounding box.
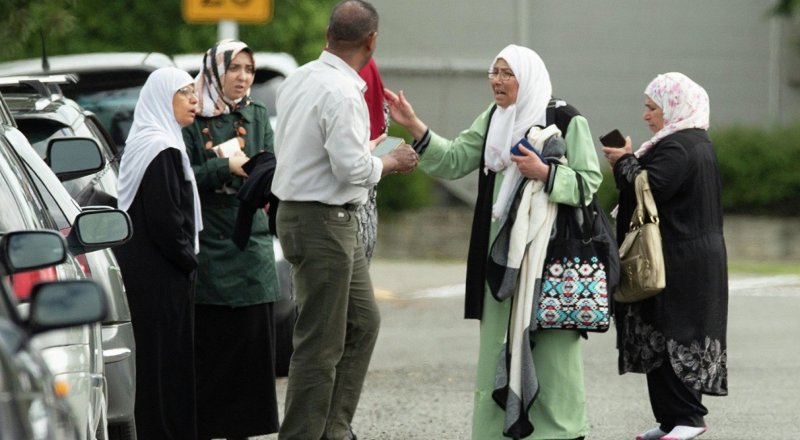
[256,260,800,440]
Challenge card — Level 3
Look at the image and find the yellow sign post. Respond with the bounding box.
[182,0,273,23]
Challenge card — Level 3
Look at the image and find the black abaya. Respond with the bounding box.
[114,148,198,440]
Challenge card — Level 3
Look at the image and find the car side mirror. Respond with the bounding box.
[28,280,108,334]
[0,230,67,276]
[45,137,105,182]
[66,209,132,255]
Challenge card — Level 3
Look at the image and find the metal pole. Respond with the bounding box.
[515,0,530,46]
[768,17,782,126]
[218,20,239,41]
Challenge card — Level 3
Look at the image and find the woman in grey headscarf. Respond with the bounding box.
[115,66,202,439]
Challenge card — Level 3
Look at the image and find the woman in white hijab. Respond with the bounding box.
[386,45,601,439]
[114,66,202,440]
[603,73,727,440]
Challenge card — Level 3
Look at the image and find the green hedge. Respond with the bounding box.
[591,123,800,218]
[375,126,434,215]
[712,123,800,216]
[377,123,800,218]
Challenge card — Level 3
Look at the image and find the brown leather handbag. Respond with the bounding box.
[614,170,666,303]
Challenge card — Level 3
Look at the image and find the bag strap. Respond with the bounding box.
[574,173,594,242]
[632,170,659,228]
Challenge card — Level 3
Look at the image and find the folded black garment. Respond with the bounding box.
[232,151,278,250]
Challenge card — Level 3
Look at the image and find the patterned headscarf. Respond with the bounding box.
[637,72,710,157]
[195,39,254,117]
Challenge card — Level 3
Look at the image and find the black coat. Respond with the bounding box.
[113,148,198,439]
[613,129,728,396]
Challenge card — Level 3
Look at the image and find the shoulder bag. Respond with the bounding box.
[537,174,615,332]
[614,170,666,303]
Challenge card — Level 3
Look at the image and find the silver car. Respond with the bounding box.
[1,92,131,439]
[0,230,109,440]
[0,75,136,439]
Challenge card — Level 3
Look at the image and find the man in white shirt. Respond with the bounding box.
[272,1,418,439]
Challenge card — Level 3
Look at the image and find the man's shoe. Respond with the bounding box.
[636,427,667,440]
[659,425,707,440]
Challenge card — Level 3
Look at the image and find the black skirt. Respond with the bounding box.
[195,303,279,439]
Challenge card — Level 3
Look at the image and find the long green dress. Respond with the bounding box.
[418,104,602,439]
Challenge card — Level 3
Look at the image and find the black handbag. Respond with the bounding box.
[537,174,619,332]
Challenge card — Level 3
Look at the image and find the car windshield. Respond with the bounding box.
[74,86,141,148]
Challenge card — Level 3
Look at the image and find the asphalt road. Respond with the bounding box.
[257,260,800,440]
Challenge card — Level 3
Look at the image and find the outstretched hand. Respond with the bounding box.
[384,88,428,140]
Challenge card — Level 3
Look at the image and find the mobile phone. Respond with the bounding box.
[599,129,626,148]
[371,136,404,156]
[510,138,546,163]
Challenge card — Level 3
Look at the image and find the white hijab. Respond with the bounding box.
[117,67,203,253]
[484,44,552,220]
[636,72,710,157]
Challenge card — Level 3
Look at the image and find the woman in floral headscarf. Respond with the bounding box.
[603,72,728,440]
[182,39,280,440]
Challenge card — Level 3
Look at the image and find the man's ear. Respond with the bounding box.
[364,31,378,53]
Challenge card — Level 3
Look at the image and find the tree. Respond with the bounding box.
[0,0,339,64]
[774,0,800,16]
[0,0,76,58]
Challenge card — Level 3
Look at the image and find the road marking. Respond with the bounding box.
[376,276,800,301]
[728,275,800,298]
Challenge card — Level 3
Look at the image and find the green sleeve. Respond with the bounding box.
[548,115,603,206]
[262,108,275,154]
[418,105,494,180]
[182,121,232,192]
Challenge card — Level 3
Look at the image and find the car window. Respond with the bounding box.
[250,76,284,118]
[14,119,73,159]
[0,137,51,232]
[20,164,71,230]
[75,86,140,148]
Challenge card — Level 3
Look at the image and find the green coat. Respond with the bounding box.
[419,104,601,439]
[182,101,280,306]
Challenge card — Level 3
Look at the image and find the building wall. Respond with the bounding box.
[370,0,800,202]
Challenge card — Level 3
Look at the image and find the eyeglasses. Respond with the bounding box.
[176,86,198,99]
[487,70,516,82]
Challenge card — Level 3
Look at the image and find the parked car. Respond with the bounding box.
[0,75,138,439]
[0,52,175,148]
[1,90,133,439]
[0,75,119,206]
[0,229,108,440]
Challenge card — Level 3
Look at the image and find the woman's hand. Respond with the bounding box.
[511,145,550,181]
[602,136,633,168]
[383,88,428,140]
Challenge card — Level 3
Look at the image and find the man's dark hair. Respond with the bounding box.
[328,0,379,50]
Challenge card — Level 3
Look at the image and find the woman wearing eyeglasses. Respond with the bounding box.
[181,39,281,440]
[385,44,601,439]
[115,67,202,439]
